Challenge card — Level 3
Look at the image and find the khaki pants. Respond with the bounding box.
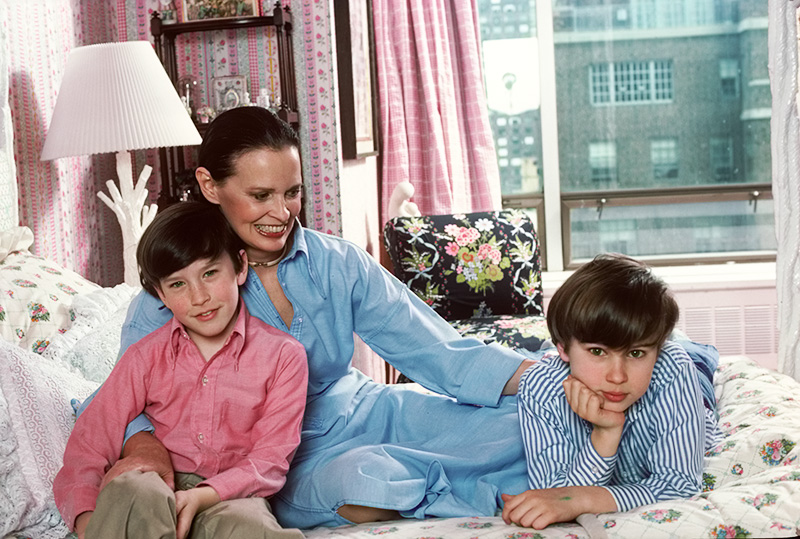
[86,470,305,539]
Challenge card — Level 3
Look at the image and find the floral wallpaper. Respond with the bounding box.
[120,0,343,236]
[8,0,344,285]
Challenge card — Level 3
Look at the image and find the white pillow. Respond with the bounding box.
[0,339,98,539]
[42,284,139,383]
[0,241,100,353]
[0,226,33,261]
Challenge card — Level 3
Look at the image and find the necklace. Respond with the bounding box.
[248,241,289,268]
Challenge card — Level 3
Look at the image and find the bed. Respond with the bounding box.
[1,226,799,539]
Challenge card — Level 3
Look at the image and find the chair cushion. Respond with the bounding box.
[450,314,549,354]
[384,210,544,320]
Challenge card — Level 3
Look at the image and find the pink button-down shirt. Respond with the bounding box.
[53,302,308,530]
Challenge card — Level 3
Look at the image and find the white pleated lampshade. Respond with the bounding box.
[41,40,202,160]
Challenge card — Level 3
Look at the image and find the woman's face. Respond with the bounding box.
[198,146,303,263]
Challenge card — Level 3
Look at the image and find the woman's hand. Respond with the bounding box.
[74,511,92,539]
[501,486,616,529]
[175,486,220,539]
[100,432,175,491]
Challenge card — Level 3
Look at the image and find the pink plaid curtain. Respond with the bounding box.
[373,0,502,224]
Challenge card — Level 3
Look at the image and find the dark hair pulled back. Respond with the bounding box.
[199,106,300,183]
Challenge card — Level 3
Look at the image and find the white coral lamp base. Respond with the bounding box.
[97,151,158,287]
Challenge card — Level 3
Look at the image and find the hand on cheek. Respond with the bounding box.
[563,376,625,429]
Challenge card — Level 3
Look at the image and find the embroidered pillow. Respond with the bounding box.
[383,210,544,321]
[0,227,100,353]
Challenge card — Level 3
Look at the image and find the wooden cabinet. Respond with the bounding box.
[150,3,298,204]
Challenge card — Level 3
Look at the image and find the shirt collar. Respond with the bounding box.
[167,297,248,368]
[280,220,327,299]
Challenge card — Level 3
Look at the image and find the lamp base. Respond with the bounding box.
[97,151,158,287]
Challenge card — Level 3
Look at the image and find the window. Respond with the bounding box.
[478,0,772,270]
[710,137,734,182]
[589,142,617,183]
[651,138,678,179]
[590,60,673,105]
[720,58,740,97]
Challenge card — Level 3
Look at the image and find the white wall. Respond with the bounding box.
[338,155,387,381]
[543,262,779,370]
[339,156,381,256]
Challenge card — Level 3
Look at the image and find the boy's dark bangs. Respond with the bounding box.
[571,283,673,349]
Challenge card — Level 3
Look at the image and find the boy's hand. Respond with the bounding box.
[175,486,220,539]
[563,375,625,457]
[501,486,617,529]
[563,376,625,429]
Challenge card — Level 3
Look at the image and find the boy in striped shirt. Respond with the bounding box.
[503,253,722,529]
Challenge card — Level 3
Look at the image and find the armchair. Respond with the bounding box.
[383,209,550,362]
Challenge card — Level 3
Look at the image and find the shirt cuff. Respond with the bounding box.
[123,413,156,445]
[567,438,616,486]
[603,483,656,512]
[456,342,525,407]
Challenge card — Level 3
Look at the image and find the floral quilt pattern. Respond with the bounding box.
[0,250,98,353]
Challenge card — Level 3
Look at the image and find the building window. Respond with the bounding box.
[589,142,617,183]
[590,60,673,105]
[478,0,772,270]
[651,138,678,179]
[720,58,739,97]
[710,137,734,182]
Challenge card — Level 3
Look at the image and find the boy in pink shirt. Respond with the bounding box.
[54,202,308,539]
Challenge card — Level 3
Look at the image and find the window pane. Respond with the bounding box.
[478,0,772,267]
[651,138,678,179]
[555,0,769,193]
[479,0,542,196]
[589,141,617,183]
[569,199,776,260]
[719,58,740,97]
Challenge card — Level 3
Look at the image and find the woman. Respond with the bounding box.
[102,107,533,529]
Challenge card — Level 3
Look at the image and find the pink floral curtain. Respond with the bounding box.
[373,0,502,224]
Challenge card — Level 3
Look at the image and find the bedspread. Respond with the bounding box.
[1,284,799,538]
[303,355,800,539]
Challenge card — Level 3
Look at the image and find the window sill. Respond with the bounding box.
[542,261,777,295]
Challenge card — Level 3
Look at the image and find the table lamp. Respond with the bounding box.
[41,40,202,287]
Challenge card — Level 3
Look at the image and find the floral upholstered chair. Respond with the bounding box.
[383,209,550,362]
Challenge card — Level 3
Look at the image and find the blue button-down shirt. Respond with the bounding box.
[517,341,723,512]
[118,223,526,444]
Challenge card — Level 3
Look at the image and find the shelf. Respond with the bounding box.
[150,3,298,206]
[154,11,291,38]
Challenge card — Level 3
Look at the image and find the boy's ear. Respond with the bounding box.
[236,250,248,285]
[154,285,167,305]
[556,342,570,363]
[196,167,219,204]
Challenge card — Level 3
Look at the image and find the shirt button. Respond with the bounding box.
[592,466,600,475]
[297,317,303,323]
[202,376,208,385]
[198,433,204,442]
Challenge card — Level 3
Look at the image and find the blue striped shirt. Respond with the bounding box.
[517,341,723,512]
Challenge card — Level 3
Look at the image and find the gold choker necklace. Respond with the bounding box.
[248,241,289,268]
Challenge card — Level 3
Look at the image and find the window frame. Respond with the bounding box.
[559,183,774,269]
[503,0,776,272]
